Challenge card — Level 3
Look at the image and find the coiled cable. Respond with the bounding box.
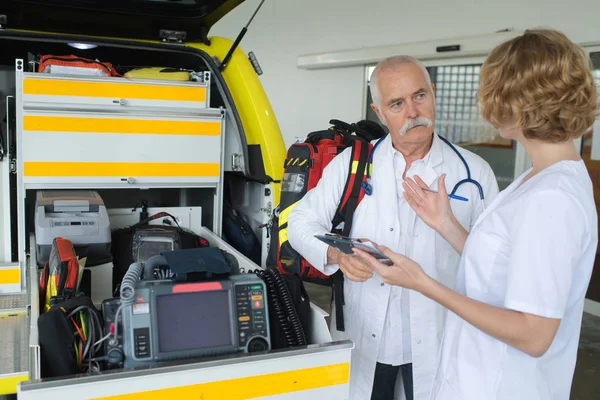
[110,262,144,346]
[256,268,295,346]
[254,268,306,347]
[269,268,307,346]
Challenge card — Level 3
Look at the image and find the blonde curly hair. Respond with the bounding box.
[478,29,599,142]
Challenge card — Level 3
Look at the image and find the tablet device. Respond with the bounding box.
[315,234,393,265]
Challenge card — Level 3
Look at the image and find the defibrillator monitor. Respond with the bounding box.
[121,274,271,369]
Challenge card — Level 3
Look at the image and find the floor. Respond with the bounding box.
[305,283,600,400]
[572,312,600,400]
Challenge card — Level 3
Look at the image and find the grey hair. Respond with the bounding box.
[369,55,432,109]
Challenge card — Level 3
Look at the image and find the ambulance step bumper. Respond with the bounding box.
[0,295,29,395]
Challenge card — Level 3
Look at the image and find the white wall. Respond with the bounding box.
[212,0,600,147]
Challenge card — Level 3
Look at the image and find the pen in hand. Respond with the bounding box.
[421,188,468,202]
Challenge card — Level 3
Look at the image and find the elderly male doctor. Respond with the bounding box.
[287,56,499,400]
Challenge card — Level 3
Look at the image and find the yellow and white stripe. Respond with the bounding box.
[21,113,222,185]
[22,75,208,112]
[23,115,221,136]
[18,344,352,400]
[95,363,349,400]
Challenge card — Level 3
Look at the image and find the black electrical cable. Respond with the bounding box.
[254,268,307,347]
[267,268,306,346]
[255,269,296,346]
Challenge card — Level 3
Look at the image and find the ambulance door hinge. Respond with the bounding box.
[0,15,7,30]
[231,153,242,171]
[159,30,187,45]
[10,158,17,174]
[259,201,274,231]
[260,201,272,215]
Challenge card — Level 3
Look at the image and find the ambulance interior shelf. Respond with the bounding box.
[37,241,310,379]
[33,53,209,83]
[32,191,306,378]
[0,42,219,105]
[0,34,264,180]
[1,35,272,266]
[23,187,219,261]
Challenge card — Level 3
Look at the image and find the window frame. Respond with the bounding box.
[583,44,600,160]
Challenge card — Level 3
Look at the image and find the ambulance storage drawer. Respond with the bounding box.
[21,73,211,114]
[19,111,224,188]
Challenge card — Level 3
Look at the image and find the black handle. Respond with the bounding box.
[130,212,182,231]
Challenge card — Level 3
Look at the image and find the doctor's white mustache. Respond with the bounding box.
[399,117,433,136]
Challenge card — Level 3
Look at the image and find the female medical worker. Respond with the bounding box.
[354,29,599,400]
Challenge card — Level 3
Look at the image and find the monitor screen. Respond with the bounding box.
[155,290,233,353]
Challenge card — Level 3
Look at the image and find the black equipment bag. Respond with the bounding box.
[110,212,209,294]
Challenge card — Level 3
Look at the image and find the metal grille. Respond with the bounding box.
[0,294,27,311]
[591,51,600,94]
[0,315,29,375]
[427,64,498,145]
[591,57,600,153]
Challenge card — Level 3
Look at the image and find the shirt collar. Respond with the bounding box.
[386,133,444,169]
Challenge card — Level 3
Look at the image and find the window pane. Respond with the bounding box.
[581,51,600,302]
[583,52,600,158]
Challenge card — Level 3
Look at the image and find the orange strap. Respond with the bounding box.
[39,55,120,77]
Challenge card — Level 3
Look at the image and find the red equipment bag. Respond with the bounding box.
[268,119,385,330]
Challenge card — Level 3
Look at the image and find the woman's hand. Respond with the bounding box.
[402,174,455,233]
[352,245,430,291]
[403,174,470,255]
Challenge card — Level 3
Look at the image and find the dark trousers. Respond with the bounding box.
[370,362,414,400]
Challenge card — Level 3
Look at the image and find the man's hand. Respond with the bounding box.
[327,246,373,282]
[353,245,428,291]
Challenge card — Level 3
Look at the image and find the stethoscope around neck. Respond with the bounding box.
[362,134,486,208]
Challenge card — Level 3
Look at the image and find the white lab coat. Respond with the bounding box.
[287,134,499,400]
[431,160,598,400]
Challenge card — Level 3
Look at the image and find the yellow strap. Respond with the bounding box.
[278,201,299,227]
[278,227,289,247]
[351,160,372,174]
